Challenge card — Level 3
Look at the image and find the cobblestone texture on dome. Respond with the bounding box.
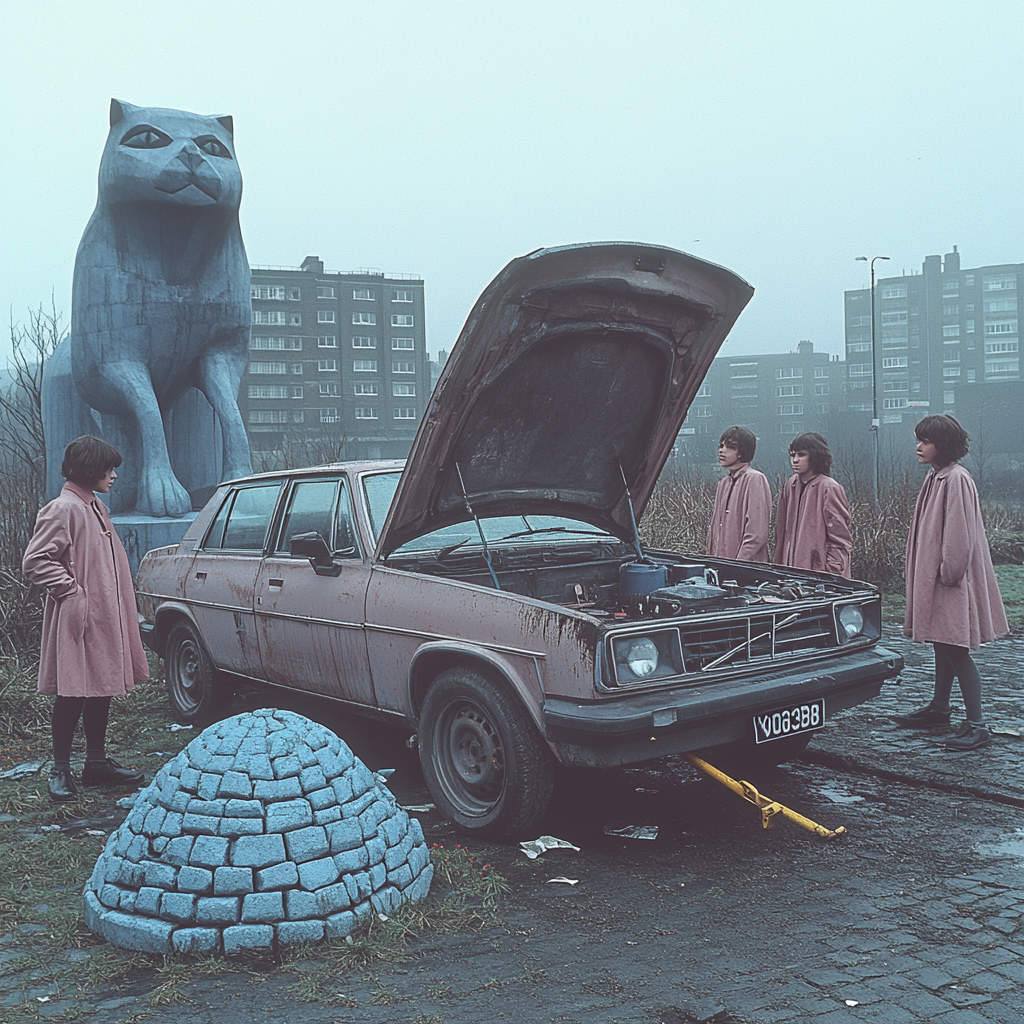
[82,710,433,954]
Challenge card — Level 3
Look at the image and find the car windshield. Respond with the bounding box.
[361,470,617,553]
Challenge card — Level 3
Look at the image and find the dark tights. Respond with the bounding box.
[931,642,985,725]
[52,696,111,770]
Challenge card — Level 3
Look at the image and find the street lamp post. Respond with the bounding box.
[856,255,890,503]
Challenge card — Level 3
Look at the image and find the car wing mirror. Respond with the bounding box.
[289,532,343,577]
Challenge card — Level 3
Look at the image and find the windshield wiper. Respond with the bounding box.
[436,539,471,560]
[498,527,611,541]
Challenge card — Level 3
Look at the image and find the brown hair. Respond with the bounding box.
[914,415,969,466]
[789,432,833,475]
[719,426,757,463]
[61,436,122,488]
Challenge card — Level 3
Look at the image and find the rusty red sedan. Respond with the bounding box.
[137,243,902,840]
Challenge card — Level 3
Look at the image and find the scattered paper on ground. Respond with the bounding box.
[991,727,1021,738]
[401,803,435,813]
[546,877,579,885]
[167,723,192,732]
[845,1000,859,1007]
[0,761,44,780]
[519,835,581,859]
[39,824,61,832]
[604,825,659,840]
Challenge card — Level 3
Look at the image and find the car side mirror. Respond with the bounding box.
[289,532,343,577]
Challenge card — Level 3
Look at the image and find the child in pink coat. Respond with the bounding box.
[774,433,853,577]
[895,416,1008,751]
[23,436,149,802]
[706,426,772,562]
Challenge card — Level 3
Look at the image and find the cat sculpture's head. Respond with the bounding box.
[98,100,242,210]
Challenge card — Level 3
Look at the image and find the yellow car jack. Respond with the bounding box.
[686,755,847,840]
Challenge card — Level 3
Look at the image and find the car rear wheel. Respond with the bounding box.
[419,667,554,842]
[164,620,233,727]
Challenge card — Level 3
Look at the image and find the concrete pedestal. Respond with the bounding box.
[111,512,197,576]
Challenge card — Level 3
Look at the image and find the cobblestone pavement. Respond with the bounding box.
[1,627,1020,1024]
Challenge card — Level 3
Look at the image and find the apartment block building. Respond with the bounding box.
[844,247,1021,427]
[243,256,428,463]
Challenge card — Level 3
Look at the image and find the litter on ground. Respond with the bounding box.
[604,825,659,840]
[0,761,44,780]
[546,877,580,885]
[519,835,581,859]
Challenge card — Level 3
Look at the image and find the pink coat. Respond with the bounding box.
[904,462,1008,650]
[774,473,853,577]
[706,463,772,562]
[22,482,149,697]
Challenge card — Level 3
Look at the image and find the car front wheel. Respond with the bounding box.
[419,667,554,842]
[164,620,233,727]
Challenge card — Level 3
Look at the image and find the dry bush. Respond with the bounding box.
[640,469,716,555]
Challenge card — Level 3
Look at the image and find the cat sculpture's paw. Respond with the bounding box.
[136,472,192,518]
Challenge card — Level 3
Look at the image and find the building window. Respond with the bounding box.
[354,383,378,396]
[814,367,828,378]
[318,359,338,372]
[353,312,377,325]
[391,289,414,302]
[776,385,803,397]
[352,336,376,348]
[291,386,303,398]
[352,288,375,301]
[319,383,340,396]
[392,337,414,350]
[353,359,378,372]
[290,363,303,374]
[288,313,301,326]
[288,288,301,301]
[814,384,829,395]
[814,402,830,414]
[883,380,909,391]
[883,398,908,409]
[391,314,414,327]
[966,320,975,334]
[883,413,903,424]
[847,329,871,343]
[248,409,288,424]
[983,275,1016,292]
[880,285,907,299]
[942,280,959,294]
[392,361,415,374]
[775,368,803,379]
[779,421,804,434]
[847,316,870,327]
[985,341,1019,354]
[984,298,1018,313]
[393,383,416,396]
[248,385,288,399]
[320,408,339,423]
[692,405,712,417]
[965,275,975,286]
[316,286,336,299]
[943,350,961,363]
[881,312,908,325]
[252,311,287,325]
[967,369,976,382]
[985,358,1020,377]
[942,304,959,317]
[777,403,804,416]
[318,310,336,323]
[942,325,960,337]
[697,385,711,397]
[250,336,301,350]
[394,408,417,420]
[984,320,1018,335]
[848,342,871,353]
[293,410,304,423]
[249,361,286,374]
[354,407,378,419]
[317,336,337,348]
[943,391,955,405]
[251,286,286,300]
[882,357,908,368]
[942,367,962,378]
[848,364,872,377]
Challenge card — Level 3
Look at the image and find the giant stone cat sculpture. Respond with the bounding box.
[43,100,252,516]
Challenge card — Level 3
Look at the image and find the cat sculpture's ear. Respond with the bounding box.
[109,99,140,127]
[216,115,234,136]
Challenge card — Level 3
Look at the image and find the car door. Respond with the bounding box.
[254,474,375,706]
[184,480,283,679]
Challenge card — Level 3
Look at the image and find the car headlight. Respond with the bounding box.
[838,604,865,640]
[626,638,659,677]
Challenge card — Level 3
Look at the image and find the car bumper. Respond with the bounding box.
[139,621,157,653]
[543,645,903,768]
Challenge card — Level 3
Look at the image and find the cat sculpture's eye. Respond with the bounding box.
[120,125,172,149]
[194,136,232,159]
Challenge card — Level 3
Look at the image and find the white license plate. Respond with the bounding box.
[753,699,825,744]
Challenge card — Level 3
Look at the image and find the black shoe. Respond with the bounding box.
[81,757,144,788]
[945,724,991,751]
[48,769,78,803]
[893,703,951,728]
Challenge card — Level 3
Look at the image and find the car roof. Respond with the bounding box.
[220,459,406,488]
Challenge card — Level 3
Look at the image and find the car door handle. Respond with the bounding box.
[195,571,207,581]
[268,579,284,588]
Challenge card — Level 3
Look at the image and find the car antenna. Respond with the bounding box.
[455,461,501,590]
[619,462,648,563]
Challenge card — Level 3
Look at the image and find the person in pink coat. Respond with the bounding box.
[773,432,853,577]
[22,436,149,802]
[895,415,1009,751]
[706,426,772,562]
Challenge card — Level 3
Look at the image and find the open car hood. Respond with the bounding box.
[378,242,753,557]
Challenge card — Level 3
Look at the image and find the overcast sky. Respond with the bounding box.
[2,1,1021,366]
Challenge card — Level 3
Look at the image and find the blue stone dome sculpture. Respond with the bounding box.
[83,710,433,955]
